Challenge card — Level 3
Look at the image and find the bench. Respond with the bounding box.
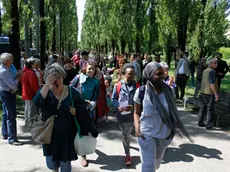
[184,91,230,127]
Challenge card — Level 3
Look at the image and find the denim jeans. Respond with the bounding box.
[198,93,215,129]
[0,91,17,143]
[46,156,71,172]
[118,122,134,156]
[137,135,172,172]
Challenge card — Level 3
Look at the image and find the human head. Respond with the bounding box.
[64,59,74,70]
[121,63,135,82]
[143,61,164,87]
[21,52,27,59]
[0,53,13,68]
[53,54,58,62]
[215,53,222,61]
[33,58,40,69]
[134,53,142,61]
[104,76,112,88]
[145,54,152,62]
[82,61,97,78]
[155,54,161,63]
[81,51,89,60]
[206,57,218,69]
[44,63,66,88]
[176,48,184,60]
[25,58,35,69]
[118,58,126,69]
[160,62,169,78]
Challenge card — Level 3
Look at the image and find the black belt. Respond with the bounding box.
[1,90,16,94]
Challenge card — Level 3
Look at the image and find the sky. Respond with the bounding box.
[76,0,86,42]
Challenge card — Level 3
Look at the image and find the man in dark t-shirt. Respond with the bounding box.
[215,53,229,89]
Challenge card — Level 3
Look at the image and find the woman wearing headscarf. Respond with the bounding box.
[133,62,194,172]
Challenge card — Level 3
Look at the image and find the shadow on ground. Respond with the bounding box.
[163,143,223,164]
[88,149,141,171]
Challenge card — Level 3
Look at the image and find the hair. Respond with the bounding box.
[104,76,112,83]
[0,53,13,65]
[25,58,35,69]
[33,58,40,66]
[160,61,169,69]
[63,59,72,65]
[134,53,141,59]
[206,57,217,66]
[44,63,66,82]
[81,61,97,76]
[121,63,134,75]
[53,54,58,59]
[81,51,89,56]
[216,53,222,59]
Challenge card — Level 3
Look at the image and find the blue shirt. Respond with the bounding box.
[9,64,18,78]
[0,64,18,92]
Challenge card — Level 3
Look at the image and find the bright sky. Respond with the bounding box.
[76,0,86,42]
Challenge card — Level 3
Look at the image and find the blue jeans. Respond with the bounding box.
[137,135,172,172]
[0,91,17,143]
[46,156,71,172]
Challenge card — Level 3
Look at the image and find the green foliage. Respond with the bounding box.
[219,47,230,59]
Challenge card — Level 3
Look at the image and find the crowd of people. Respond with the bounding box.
[0,48,229,172]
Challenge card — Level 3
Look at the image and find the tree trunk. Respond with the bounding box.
[29,27,32,48]
[52,14,56,52]
[148,0,157,54]
[10,0,21,69]
[111,39,116,57]
[24,0,30,56]
[0,4,2,35]
[197,0,207,61]
[105,40,108,54]
[121,38,126,54]
[177,0,189,52]
[39,0,46,70]
[35,0,40,53]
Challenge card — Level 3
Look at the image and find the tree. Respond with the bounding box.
[10,0,21,69]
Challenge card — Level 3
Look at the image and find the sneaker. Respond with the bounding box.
[105,119,109,123]
[1,135,7,140]
[125,156,132,166]
[9,140,23,146]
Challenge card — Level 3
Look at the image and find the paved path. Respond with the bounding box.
[1,106,230,172]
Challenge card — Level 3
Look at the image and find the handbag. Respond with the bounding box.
[69,86,97,155]
[30,86,66,144]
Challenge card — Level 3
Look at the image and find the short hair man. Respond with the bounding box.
[198,57,219,130]
[0,53,23,145]
[175,49,191,101]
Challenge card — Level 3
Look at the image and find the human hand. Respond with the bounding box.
[135,131,145,140]
[46,74,56,86]
[217,72,224,76]
[118,107,124,112]
[124,105,133,111]
[70,106,76,116]
[16,70,23,80]
[215,94,219,102]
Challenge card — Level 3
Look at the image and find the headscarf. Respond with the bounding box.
[143,61,162,80]
[143,62,194,143]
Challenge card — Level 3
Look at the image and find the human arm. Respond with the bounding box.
[209,70,219,101]
[29,72,40,95]
[1,70,19,91]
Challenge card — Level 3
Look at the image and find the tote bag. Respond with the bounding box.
[69,86,97,155]
[30,87,66,144]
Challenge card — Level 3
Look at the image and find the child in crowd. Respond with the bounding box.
[104,76,113,122]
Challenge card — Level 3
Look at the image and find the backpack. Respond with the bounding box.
[115,81,145,104]
[116,81,140,98]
